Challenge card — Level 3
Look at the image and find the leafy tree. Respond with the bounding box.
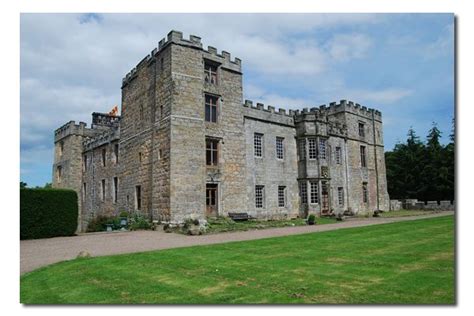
[20,181,28,189]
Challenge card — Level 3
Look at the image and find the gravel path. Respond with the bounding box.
[20,211,453,274]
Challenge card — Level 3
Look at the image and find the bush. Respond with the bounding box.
[129,214,151,230]
[119,211,129,218]
[86,215,119,232]
[307,214,316,225]
[20,188,78,240]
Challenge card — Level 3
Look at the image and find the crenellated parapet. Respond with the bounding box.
[92,112,121,129]
[242,100,295,127]
[325,99,382,122]
[122,30,242,88]
[82,128,120,152]
[54,120,89,142]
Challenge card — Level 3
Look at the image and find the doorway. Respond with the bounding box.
[206,183,218,217]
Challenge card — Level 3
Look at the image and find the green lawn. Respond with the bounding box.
[20,215,454,304]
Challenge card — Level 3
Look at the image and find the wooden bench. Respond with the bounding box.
[228,212,253,221]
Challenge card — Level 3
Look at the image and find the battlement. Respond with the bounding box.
[54,120,88,142]
[242,100,295,127]
[122,30,242,87]
[91,112,121,129]
[294,99,382,122]
[82,128,120,152]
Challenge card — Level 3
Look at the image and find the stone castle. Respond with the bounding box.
[52,30,390,231]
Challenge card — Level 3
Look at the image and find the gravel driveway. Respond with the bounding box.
[20,212,453,274]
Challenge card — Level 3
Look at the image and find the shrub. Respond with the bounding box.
[129,214,151,230]
[20,188,78,240]
[307,214,316,225]
[119,211,129,218]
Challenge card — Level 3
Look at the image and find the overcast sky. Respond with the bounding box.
[20,13,454,187]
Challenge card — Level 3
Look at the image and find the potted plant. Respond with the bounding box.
[119,211,129,228]
[307,214,316,225]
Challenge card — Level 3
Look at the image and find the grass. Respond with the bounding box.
[379,209,441,218]
[205,217,337,234]
[20,215,454,304]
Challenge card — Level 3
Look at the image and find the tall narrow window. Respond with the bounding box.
[114,144,119,164]
[83,183,87,201]
[206,138,219,166]
[360,146,367,167]
[101,179,106,201]
[113,177,118,203]
[102,148,106,167]
[204,61,218,84]
[135,185,142,210]
[83,154,88,171]
[205,94,218,123]
[254,133,263,158]
[278,186,286,207]
[362,182,368,203]
[319,139,327,159]
[335,147,342,164]
[255,185,264,208]
[358,122,365,137]
[310,181,319,204]
[139,152,142,164]
[338,187,344,206]
[276,137,284,160]
[139,104,144,122]
[308,138,317,159]
[299,139,306,161]
[160,58,164,71]
[56,166,62,183]
[59,141,64,157]
[299,181,308,204]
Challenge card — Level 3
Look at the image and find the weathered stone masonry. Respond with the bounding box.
[52,30,390,231]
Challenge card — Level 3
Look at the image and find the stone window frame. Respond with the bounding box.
[114,144,119,164]
[254,133,264,158]
[278,186,286,207]
[113,177,119,204]
[298,139,306,161]
[276,136,284,160]
[255,185,265,208]
[101,179,106,202]
[360,145,367,168]
[308,138,317,160]
[59,141,64,157]
[319,138,327,159]
[299,181,308,204]
[205,94,219,123]
[56,165,62,183]
[102,147,107,167]
[362,182,368,203]
[338,187,344,206]
[83,182,87,202]
[83,154,88,171]
[310,181,319,204]
[135,185,142,211]
[206,137,220,166]
[358,122,365,138]
[335,146,342,164]
[204,60,219,85]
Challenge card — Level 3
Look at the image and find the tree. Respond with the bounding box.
[20,181,28,189]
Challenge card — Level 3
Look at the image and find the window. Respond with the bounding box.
[114,144,119,164]
[362,182,368,203]
[160,58,164,71]
[310,181,319,204]
[278,186,286,207]
[159,149,163,160]
[276,137,284,160]
[139,104,144,122]
[299,181,308,204]
[338,187,344,206]
[59,141,64,156]
[83,154,88,171]
[101,179,106,201]
[102,148,106,167]
[335,147,342,164]
[83,183,87,201]
[254,133,263,158]
[206,138,219,166]
[298,139,306,161]
[358,122,365,137]
[205,94,218,123]
[255,185,264,208]
[135,185,142,210]
[360,146,367,167]
[56,166,62,183]
[139,152,142,164]
[204,61,218,84]
[308,138,317,159]
[113,177,118,203]
[319,139,327,159]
